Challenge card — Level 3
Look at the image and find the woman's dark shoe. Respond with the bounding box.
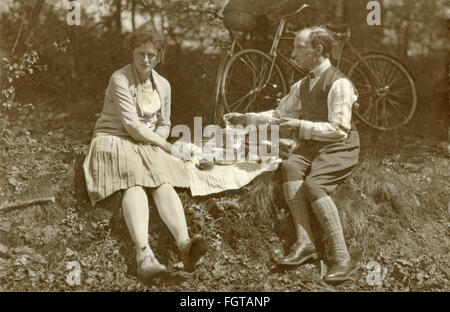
[277,241,318,266]
[180,235,208,272]
[323,258,357,284]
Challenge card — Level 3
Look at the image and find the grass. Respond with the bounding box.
[0,88,448,291]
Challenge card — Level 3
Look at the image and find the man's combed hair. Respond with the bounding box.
[308,26,336,58]
[131,24,166,63]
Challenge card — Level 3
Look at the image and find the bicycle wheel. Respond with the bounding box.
[221,49,287,114]
[335,56,353,75]
[348,53,417,131]
[211,52,230,125]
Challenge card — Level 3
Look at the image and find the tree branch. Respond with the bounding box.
[11,7,27,54]
[21,77,69,98]
[135,1,221,17]
[22,0,45,52]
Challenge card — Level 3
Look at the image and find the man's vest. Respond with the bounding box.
[299,65,357,131]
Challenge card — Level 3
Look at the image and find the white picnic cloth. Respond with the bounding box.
[185,158,281,197]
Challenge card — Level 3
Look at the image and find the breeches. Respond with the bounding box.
[281,130,360,202]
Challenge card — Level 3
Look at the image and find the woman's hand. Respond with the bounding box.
[168,141,195,161]
[223,112,247,126]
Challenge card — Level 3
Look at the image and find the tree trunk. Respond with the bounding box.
[131,0,136,31]
[334,0,344,24]
[115,0,122,34]
[24,0,45,49]
[13,0,45,55]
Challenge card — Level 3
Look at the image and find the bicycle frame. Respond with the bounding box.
[330,27,386,88]
[343,40,385,87]
[257,5,313,91]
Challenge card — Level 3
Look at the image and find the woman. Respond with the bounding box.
[83,24,207,280]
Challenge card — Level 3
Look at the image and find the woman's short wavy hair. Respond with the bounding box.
[131,23,166,64]
[307,26,336,58]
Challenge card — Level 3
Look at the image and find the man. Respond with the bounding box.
[223,26,360,283]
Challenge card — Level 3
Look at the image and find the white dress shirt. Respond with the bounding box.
[247,59,358,142]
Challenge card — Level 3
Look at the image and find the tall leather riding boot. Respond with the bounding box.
[311,195,356,283]
[283,181,314,243]
[277,181,317,265]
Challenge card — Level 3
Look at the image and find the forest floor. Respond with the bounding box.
[0,99,449,292]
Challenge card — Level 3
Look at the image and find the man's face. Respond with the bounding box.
[291,30,316,71]
[133,41,159,77]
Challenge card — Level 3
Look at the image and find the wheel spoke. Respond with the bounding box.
[384,63,397,85]
[240,54,258,73]
[360,97,377,120]
[360,60,382,86]
[382,98,389,128]
[386,98,408,118]
[349,53,417,130]
[384,99,399,128]
[234,60,258,87]
[357,90,378,96]
[244,93,259,112]
[222,50,287,115]
[256,61,270,88]
[227,76,253,90]
[386,97,411,116]
[386,74,408,89]
[228,92,253,111]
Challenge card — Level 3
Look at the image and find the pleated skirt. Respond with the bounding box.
[83,135,190,207]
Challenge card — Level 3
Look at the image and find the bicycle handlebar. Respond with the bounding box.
[279,3,317,20]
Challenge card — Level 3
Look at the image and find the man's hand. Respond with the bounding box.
[279,118,301,139]
[279,138,298,159]
[223,112,247,126]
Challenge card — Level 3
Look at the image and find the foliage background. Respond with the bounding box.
[0,0,447,127]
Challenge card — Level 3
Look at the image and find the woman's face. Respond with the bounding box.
[133,41,159,77]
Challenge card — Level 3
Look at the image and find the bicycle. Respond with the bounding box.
[210,22,272,125]
[212,3,418,131]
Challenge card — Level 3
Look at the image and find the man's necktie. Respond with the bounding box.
[305,72,315,90]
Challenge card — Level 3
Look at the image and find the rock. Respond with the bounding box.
[0,221,11,233]
[206,199,225,218]
[440,266,450,280]
[0,243,9,258]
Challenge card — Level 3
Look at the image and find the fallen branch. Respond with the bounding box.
[0,196,55,212]
[318,280,336,292]
[96,229,112,266]
[286,280,313,291]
